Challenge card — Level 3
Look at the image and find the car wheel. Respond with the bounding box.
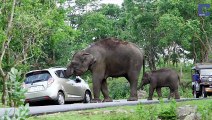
[202,87,207,98]
[193,86,199,98]
[83,91,91,103]
[56,92,65,105]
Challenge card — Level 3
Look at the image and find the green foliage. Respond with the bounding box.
[1,104,30,120]
[197,101,212,120]
[7,68,27,107]
[109,79,130,99]
[158,100,177,120]
[107,114,134,120]
[27,99,212,120]
[136,103,158,120]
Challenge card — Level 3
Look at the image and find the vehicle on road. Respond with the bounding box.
[23,67,92,105]
[192,63,212,98]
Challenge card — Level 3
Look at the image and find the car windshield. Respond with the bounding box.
[25,71,51,84]
[200,69,212,76]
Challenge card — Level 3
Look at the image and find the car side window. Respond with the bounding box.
[55,70,65,78]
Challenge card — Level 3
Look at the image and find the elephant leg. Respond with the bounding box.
[168,88,175,100]
[148,85,155,100]
[91,73,104,103]
[101,79,112,102]
[174,89,180,99]
[156,87,162,100]
[127,72,139,101]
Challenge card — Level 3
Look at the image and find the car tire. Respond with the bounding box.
[202,86,207,98]
[83,91,91,103]
[193,86,199,98]
[56,92,65,105]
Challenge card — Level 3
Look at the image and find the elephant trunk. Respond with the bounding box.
[138,81,144,90]
[140,83,144,90]
[65,66,74,78]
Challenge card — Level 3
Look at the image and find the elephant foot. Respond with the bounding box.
[91,98,102,103]
[158,97,162,100]
[127,97,138,101]
[147,97,153,100]
[102,98,113,102]
[175,97,180,99]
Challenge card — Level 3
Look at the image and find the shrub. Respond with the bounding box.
[136,103,159,120]
[158,100,177,120]
[7,68,27,107]
[1,104,30,120]
[1,68,29,120]
[197,101,212,120]
[109,79,130,99]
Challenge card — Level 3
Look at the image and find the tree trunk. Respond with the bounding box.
[0,0,16,106]
[1,74,9,105]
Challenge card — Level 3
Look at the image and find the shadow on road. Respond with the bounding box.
[28,100,81,106]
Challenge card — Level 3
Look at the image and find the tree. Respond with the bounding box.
[0,0,77,106]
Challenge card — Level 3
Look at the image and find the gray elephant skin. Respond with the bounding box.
[65,38,145,102]
[140,68,180,100]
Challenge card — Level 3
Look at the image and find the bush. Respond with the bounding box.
[1,68,30,120]
[1,104,30,120]
[7,68,27,107]
[109,78,130,99]
[136,103,159,120]
[197,100,212,120]
[158,100,177,120]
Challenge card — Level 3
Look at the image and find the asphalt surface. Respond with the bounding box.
[0,98,208,117]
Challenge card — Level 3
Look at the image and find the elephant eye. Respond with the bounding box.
[72,62,79,67]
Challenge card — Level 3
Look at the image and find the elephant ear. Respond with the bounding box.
[143,72,151,82]
[81,52,96,67]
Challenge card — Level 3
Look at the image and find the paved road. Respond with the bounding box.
[0,98,207,117]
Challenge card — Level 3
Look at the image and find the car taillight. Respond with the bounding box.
[47,77,54,87]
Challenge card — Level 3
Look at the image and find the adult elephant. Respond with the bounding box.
[140,68,180,100]
[65,38,145,103]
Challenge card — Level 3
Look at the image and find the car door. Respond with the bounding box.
[66,76,84,100]
[55,70,83,100]
[54,70,75,99]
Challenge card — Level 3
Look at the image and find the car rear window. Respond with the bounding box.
[25,71,51,84]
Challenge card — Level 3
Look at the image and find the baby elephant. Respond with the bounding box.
[140,68,180,100]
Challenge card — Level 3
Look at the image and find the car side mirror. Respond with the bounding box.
[75,78,81,83]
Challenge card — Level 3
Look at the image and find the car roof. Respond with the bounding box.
[192,63,212,70]
[26,67,66,74]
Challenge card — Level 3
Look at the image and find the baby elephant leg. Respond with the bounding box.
[156,87,162,100]
[168,88,175,100]
[174,89,180,99]
[148,85,155,100]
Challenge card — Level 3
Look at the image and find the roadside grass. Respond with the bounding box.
[28,99,212,120]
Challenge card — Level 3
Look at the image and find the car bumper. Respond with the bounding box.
[205,87,212,92]
[25,96,53,103]
[25,85,59,102]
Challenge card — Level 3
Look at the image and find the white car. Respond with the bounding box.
[23,67,92,105]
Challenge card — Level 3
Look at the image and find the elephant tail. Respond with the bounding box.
[178,74,180,82]
[178,74,183,87]
[142,49,146,76]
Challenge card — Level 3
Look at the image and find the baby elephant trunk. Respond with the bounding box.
[139,82,144,90]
